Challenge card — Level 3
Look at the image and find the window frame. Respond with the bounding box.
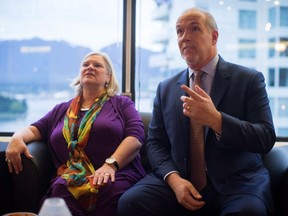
[1,0,287,141]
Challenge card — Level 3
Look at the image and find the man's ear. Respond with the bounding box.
[212,30,218,45]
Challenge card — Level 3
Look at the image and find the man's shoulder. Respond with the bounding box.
[218,57,259,77]
[161,68,187,84]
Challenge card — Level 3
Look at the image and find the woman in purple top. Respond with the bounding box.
[5,51,146,216]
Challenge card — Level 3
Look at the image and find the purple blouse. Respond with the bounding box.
[32,95,146,216]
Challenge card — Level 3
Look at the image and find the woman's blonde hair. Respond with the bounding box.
[70,51,119,96]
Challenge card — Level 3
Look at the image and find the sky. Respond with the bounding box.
[0,0,159,51]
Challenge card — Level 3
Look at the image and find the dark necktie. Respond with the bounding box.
[190,70,207,191]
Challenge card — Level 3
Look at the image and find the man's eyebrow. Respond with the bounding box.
[188,21,200,25]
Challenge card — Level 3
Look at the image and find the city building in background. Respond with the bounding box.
[136,0,288,137]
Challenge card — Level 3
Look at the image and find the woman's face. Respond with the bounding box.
[80,54,111,90]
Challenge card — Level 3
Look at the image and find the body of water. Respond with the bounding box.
[0,95,153,133]
[0,97,66,133]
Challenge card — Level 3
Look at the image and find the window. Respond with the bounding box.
[268,68,275,87]
[136,0,288,138]
[238,39,256,58]
[280,6,288,27]
[269,7,276,28]
[1,0,288,138]
[278,97,288,117]
[278,128,288,137]
[268,38,276,57]
[239,10,256,29]
[279,68,288,87]
[277,98,288,136]
[279,38,288,57]
[269,6,288,28]
[0,0,123,132]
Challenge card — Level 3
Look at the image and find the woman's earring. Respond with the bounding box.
[105,82,109,88]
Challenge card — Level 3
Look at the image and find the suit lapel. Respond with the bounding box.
[175,69,188,121]
[210,57,231,108]
[175,69,190,145]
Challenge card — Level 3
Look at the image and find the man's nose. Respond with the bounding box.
[181,30,190,41]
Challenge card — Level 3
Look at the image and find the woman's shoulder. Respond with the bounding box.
[52,99,72,112]
[110,94,133,105]
[109,95,138,119]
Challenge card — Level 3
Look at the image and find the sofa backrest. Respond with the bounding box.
[139,112,152,172]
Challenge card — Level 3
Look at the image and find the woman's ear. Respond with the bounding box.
[107,74,111,83]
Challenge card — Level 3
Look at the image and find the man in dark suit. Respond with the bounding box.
[118,7,276,216]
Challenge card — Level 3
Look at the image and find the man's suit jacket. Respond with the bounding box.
[146,55,276,210]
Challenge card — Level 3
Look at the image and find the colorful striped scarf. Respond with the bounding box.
[57,92,109,211]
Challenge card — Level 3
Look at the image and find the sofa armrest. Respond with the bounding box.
[11,141,54,213]
[0,142,13,215]
[263,145,288,216]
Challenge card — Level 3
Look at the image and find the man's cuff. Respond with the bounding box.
[164,171,180,181]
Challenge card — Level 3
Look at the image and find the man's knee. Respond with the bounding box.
[118,187,141,216]
[220,195,268,216]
